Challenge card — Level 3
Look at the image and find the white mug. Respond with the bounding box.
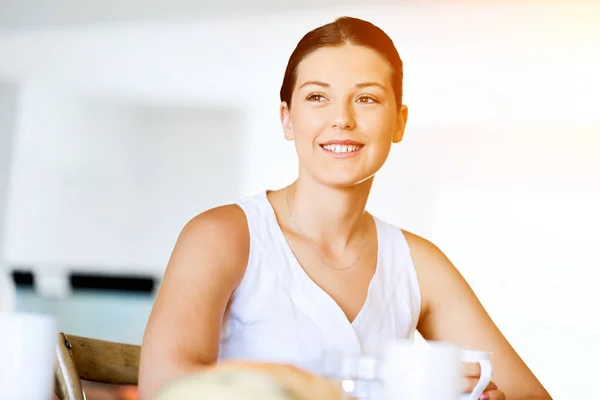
[460,350,492,400]
[0,312,57,399]
[383,340,461,400]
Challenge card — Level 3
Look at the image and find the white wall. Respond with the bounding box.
[0,2,599,397]
[4,86,244,275]
[0,82,18,312]
[431,185,600,399]
[0,82,17,269]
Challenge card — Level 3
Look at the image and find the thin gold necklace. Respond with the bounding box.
[285,187,369,271]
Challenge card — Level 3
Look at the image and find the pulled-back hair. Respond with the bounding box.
[280,16,404,109]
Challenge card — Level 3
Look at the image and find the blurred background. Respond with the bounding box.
[0,0,599,398]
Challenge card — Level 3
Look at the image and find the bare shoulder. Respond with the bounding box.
[166,204,250,283]
[401,229,454,273]
[152,203,252,314]
[401,229,439,256]
[399,229,469,317]
[180,204,249,248]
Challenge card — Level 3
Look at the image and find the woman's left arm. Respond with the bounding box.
[404,231,552,400]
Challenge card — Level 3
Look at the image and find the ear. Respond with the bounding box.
[392,104,409,143]
[280,101,294,141]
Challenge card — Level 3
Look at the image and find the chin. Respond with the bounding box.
[313,171,376,189]
[298,155,382,189]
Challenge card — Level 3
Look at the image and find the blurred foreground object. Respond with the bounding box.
[155,361,343,400]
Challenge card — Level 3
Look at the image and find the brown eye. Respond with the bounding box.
[357,95,377,104]
[306,93,326,102]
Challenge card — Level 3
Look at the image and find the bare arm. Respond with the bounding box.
[405,231,551,400]
[138,205,250,399]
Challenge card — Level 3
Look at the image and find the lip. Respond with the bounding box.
[320,139,365,146]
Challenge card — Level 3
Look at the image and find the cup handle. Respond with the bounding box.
[470,359,492,399]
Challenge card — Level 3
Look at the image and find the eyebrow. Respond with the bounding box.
[298,80,330,89]
[298,80,387,92]
[355,82,388,92]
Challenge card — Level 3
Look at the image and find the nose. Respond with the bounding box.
[331,101,356,130]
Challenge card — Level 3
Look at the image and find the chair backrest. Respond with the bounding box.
[54,332,141,400]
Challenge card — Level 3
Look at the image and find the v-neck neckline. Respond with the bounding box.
[262,190,382,328]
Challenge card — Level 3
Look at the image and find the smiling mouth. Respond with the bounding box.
[320,143,364,154]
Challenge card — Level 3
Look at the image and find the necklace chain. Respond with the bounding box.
[285,187,368,271]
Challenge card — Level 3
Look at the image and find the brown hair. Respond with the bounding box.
[280,16,404,109]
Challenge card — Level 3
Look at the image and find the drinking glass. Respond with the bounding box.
[321,352,384,400]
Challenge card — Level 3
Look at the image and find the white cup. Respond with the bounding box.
[0,312,57,399]
[460,350,492,400]
[382,340,461,400]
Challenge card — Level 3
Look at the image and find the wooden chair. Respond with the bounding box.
[54,333,141,400]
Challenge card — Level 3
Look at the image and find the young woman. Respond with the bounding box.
[139,17,551,400]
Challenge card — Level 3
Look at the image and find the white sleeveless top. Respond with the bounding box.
[218,191,421,373]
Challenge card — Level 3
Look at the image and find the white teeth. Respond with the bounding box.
[322,144,361,153]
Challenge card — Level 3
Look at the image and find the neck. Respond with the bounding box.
[285,176,373,249]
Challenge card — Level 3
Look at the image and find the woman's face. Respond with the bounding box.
[281,44,408,188]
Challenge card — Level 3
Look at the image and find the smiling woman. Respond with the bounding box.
[138,16,551,400]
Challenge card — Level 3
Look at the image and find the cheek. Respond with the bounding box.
[360,112,395,142]
[291,109,328,144]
